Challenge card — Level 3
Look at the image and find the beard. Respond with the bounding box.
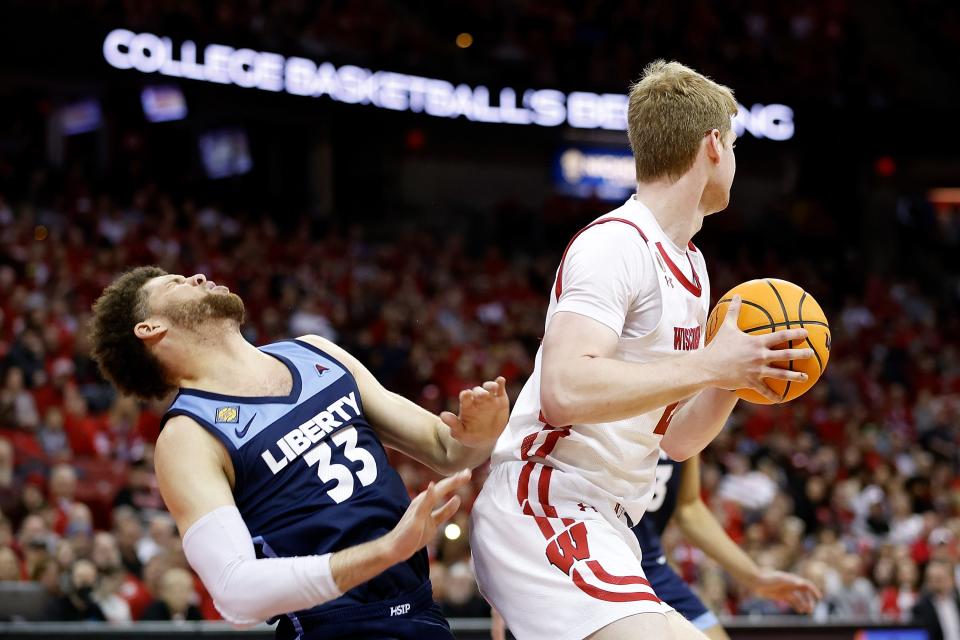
[162,291,245,330]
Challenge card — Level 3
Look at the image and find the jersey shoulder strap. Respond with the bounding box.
[160,339,355,451]
[555,217,649,300]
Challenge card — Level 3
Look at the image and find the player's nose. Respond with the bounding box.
[188,273,207,286]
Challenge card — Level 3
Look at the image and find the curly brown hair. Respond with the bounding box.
[89,266,175,400]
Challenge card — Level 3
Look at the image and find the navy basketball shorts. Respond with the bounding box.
[274,584,455,640]
[642,558,719,631]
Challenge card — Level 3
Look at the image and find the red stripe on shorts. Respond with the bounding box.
[572,569,662,603]
[513,417,661,606]
[519,432,539,460]
[538,466,557,518]
[538,465,575,527]
[517,461,556,538]
[533,429,569,459]
[586,560,654,590]
[517,461,535,507]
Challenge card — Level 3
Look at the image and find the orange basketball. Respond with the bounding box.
[705,278,831,404]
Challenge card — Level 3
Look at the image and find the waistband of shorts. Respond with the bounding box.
[295,581,435,626]
[641,554,668,570]
[613,502,636,528]
[497,460,641,528]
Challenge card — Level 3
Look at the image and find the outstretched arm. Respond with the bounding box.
[671,455,821,613]
[298,335,509,475]
[157,416,471,626]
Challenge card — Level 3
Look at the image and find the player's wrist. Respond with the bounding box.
[379,528,415,566]
[685,348,724,390]
[735,565,763,588]
[450,432,498,451]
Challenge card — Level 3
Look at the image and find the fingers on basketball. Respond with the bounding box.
[708,278,831,404]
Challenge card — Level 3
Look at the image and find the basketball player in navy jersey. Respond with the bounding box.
[89,267,511,640]
[634,452,821,639]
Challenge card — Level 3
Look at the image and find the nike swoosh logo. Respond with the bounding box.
[235,414,256,438]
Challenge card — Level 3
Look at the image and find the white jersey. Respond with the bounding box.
[491,196,710,523]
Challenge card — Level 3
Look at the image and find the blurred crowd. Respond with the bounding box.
[8,0,960,106]
[1,176,959,627]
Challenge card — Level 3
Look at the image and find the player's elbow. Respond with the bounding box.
[207,567,274,626]
[539,384,575,427]
[659,435,697,462]
[210,590,265,626]
[209,557,333,626]
[670,502,699,532]
[212,599,262,628]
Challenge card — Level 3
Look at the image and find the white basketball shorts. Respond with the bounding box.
[470,461,672,640]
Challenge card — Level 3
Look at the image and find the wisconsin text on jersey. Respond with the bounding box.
[260,391,361,474]
[673,326,702,351]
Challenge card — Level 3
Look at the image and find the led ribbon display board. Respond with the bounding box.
[103,29,794,140]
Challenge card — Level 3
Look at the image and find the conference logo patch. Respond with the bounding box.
[215,406,240,424]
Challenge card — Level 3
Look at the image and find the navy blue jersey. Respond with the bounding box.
[634,451,683,567]
[161,339,434,634]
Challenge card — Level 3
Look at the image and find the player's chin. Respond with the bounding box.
[712,192,731,214]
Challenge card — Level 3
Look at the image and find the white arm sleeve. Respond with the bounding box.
[181,505,342,626]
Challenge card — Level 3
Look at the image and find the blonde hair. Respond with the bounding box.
[627,60,738,182]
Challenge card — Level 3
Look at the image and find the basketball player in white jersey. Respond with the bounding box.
[469,61,815,640]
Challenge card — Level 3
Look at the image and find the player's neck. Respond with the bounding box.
[168,325,282,395]
[634,175,707,249]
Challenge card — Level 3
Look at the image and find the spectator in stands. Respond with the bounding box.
[0,437,19,517]
[826,554,879,620]
[141,552,172,605]
[49,559,106,621]
[895,559,922,620]
[912,560,960,640]
[0,544,21,580]
[33,557,61,600]
[17,515,52,579]
[0,367,38,430]
[111,506,145,578]
[48,464,79,536]
[65,502,94,560]
[141,567,202,622]
[0,515,12,548]
[103,396,145,462]
[137,513,177,565]
[112,458,164,516]
[93,564,132,623]
[438,561,490,618]
[36,407,70,462]
[717,452,778,513]
[15,479,48,526]
[91,531,151,620]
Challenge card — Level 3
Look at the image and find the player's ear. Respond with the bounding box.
[134,320,168,344]
[704,129,723,164]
